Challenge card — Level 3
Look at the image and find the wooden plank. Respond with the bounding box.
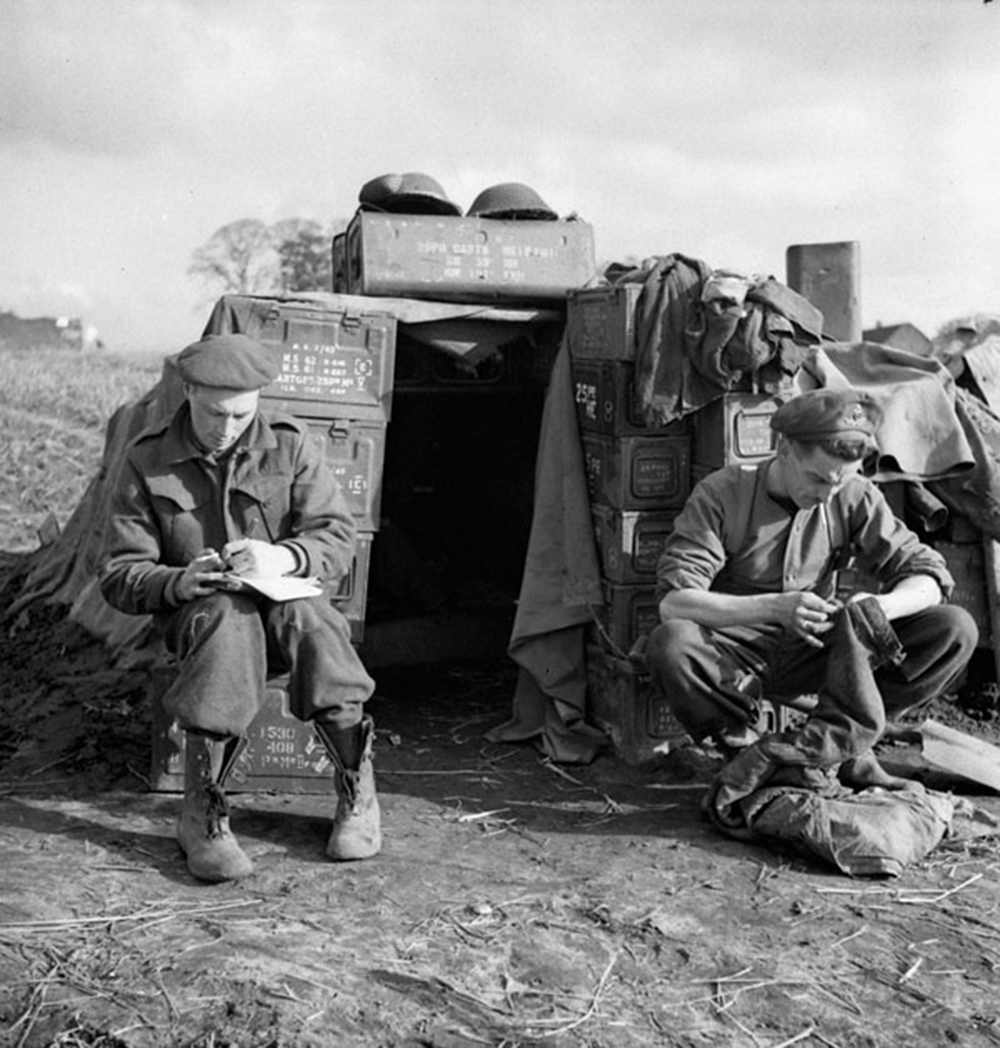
[921,718,1000,792]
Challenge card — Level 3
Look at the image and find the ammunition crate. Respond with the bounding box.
[591,580,661,656]
[567,283,644,360]
[592,505,677,584]
[934,541,991,647]
[582,434,691,511]
[691,393,783,470]
[252,299,397,418]
[150,668,336,794]
[344,212,596,305]
[585,646,689,764]
[572,359,690,437]
[302,417,387,531]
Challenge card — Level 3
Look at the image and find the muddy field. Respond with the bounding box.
[3,550,1000,1048]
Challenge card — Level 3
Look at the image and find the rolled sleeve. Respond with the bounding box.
[656,482,728,600]
[849,488,954,599]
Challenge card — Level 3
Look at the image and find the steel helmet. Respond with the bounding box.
[358,172,463,216]
[467,182,558,221]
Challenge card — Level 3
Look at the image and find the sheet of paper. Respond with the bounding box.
[219,574,324,601]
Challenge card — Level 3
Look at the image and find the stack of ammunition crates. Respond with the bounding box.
[566,284,690,761]
[567,284,790,762]
[252,297,397,644]
[150,296,398,793]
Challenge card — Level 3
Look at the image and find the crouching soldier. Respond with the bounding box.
[645,388,978,787]
[101,333,380,882]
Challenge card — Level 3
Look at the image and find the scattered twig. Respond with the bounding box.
[814,873,984,905]
[899,873,983,904]
[540,758,585,786]
[534,949,619,1039]
[379,768,498,776]
[456,808,511,823]
[771,1025,818,1048]
[829,925,868,949]
[0,898,259,936]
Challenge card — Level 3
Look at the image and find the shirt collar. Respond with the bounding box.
[160,403,278,465]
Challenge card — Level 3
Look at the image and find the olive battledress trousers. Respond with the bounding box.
[160,591,375,737]
[646,603,977,757]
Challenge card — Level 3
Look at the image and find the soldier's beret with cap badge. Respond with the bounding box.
[770,388,882,442]
[176,334,280,391]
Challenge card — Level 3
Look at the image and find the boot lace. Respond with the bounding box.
[204,783,231,839]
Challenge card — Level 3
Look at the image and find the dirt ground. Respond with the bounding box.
[3,551,1000,1048]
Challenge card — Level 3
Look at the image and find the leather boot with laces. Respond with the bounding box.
[315,715,381,861]
[177,732,253,882]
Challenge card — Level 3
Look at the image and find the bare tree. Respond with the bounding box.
[272,218,347,293]
[189,217,350,298]
[188,219,279,297]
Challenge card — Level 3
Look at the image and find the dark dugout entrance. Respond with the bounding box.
[362,324,561,666]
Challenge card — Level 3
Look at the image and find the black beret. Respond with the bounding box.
[176,334,280,390]
[770,388,881,442]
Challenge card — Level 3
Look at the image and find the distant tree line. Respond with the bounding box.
[188,218,348,298]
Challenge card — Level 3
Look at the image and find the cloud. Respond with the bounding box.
[2,0,999,350]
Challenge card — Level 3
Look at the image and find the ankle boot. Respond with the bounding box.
[177,732,254,882]
[315,716,381,861]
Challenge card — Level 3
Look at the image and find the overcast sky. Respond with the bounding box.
[3,0,998,354]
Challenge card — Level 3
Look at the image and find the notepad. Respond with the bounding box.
[216,574,324,601]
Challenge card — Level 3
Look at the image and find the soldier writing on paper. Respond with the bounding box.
[101,334,380,882]
[645,388,978,789]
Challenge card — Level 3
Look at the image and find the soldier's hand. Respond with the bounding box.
[775,591,840,649]
[222,538,297,578]
[175,549,228,602]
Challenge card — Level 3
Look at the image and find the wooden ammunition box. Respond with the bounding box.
[691,393,783,470]
[582,434,691,511]
[302,417,387,532]
[585,646,689,764]
[345,212,596,305]
[252,300,396,418]
[592,505,677,584]
[571,359,691,437]
[567,284,644,360]
[591,581,661,656]
[149,670,336,794]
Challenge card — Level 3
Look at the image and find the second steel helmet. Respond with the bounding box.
[358,172,463,216]
[467,182,558,221]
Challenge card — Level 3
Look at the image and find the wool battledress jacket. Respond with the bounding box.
[101,403,356,616]
[656,459,954,605]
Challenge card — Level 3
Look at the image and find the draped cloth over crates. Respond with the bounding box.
[614,255,823,426]
[795,341,1000,540]
[202,291,563,368]
[484,340,609,763]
